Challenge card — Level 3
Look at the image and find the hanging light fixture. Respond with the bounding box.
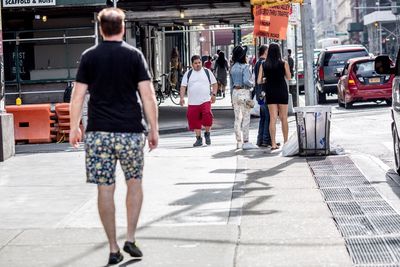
[180,10,185,19]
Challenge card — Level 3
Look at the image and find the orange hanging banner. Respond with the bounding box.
[253,4,291,40]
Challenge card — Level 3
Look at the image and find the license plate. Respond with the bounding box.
[369,77,381,83]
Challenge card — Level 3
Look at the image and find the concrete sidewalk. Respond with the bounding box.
[0,123,354,267]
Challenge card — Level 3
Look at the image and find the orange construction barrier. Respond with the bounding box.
[6,104,56,144]
[55,103,70,143]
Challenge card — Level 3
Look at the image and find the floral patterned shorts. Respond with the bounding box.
[84,132,145,185]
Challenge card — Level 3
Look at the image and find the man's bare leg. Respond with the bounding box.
[126,178,143,242]
[98,184,119,253]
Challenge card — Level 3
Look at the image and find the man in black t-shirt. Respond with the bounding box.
[69,7,158,265]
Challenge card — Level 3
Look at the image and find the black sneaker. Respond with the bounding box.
[108,251,124,265]
[204,132,211,145]
[193,136,203,147]
[123,241,143,258]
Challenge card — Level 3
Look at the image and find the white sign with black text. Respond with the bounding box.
[3,0,56,8]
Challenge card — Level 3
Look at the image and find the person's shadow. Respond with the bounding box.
[119,259,142,266]
[102,258,141,267]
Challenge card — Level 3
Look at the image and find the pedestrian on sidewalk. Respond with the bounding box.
[69,7,159,265]
[287,49,295,78]
[254,44,272,147]
[230,45,257,150]
[180,55,218,147]
[258,43,291,150]
[214,51,229,98]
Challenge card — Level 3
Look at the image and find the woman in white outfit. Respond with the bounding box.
[229,46,257,150]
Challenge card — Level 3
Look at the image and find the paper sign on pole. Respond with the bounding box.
[250,0,303,8]
[253,4,290,40]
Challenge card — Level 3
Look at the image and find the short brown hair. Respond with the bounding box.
[98,8,125,37]
[191,55,201,63]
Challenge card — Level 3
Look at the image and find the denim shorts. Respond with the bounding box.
[84,132,145,185]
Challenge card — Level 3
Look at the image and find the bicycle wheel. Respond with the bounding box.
[170,89,180,105]
[156,94,162,106]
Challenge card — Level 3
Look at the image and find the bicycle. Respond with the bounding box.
[154,73,180,106]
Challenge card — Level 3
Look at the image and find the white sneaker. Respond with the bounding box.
[242,142,258,150]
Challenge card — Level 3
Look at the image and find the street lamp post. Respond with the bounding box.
[300,0,317,106]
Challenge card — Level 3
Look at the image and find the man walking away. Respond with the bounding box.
[287,49,295,78]
[69,7,158,265]
[254,44,272,147]
[180,55,218,147]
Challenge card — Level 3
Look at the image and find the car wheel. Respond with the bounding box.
[386,99,393,106]
[317,90,326,104]
[392,122,400,175]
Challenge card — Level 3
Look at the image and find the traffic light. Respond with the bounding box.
[392,0,400,15]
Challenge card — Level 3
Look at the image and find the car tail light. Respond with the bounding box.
[348,74,357,89]
[298,73,304,79]
[318,67,324,80]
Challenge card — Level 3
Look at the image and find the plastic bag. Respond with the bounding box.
[250,94,260,117]
[281,132,299,156]
[330,141,345,155]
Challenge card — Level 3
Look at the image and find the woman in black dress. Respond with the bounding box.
[257,43,291,150]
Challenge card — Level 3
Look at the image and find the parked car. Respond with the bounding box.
[337,56,393,109]
[315,45,369,103]
[314,49,323,64]
[375,53,400,173]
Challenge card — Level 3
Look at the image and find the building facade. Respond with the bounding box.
[336,0,352,44]
[314,0,338,43]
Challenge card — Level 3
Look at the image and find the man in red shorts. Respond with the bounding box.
[180,55,218,147]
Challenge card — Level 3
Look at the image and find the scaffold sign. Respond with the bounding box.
[253,4,290,40]
[251,0,303,8]
[3,0,56,8]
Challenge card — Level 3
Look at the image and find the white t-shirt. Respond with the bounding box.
[181,68,217,105]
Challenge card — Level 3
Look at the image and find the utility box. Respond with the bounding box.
[294,106,331,156]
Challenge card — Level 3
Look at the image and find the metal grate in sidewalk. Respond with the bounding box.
[307,156,400,266]
[314,175,344,188]
[369,215,400,235]
[345,237,394,264]
[334,216,377,237]
[321,188,353,201]
[358,201,398,216]
[328,202,364,216]
[350,187,382,201]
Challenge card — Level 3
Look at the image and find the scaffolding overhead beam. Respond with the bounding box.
[125,7,252,25]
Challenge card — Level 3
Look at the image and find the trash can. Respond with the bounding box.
[294,106,332,156]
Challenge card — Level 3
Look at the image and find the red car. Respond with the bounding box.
[337,56,393,109]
